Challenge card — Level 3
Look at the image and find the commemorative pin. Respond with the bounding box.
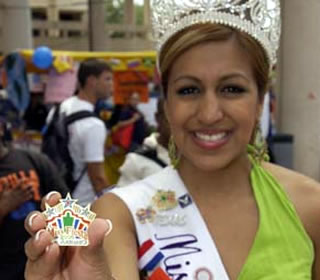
[136,189,186,226]
[152,190,178,211]
[136,206,157,224]
[194,267,214,280]
[42,193,96,246]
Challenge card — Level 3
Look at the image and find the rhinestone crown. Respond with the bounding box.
[150,0,281,66]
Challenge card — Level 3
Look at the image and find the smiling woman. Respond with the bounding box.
[163,32,262,173]
[24,1,320,280]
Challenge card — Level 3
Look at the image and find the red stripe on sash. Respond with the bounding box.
[138,239,154,258]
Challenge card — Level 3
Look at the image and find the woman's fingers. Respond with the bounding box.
[24,227,61,280]
[88,218,113,248]
[25,191,62,236]
[24,211,46,236]
[24,192,113,279]
[79,219,113,268]
[41,191,62,211]
[25,240,61,280]
[24,229,53,261]
[23,192,63,280]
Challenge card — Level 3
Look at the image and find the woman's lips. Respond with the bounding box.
[192,130,231,150]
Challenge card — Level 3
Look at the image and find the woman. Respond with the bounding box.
[24,1,320,279]
[114,92,147,151]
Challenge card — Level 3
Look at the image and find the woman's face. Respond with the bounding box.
[128,93,140,107]
[165,39,262,172]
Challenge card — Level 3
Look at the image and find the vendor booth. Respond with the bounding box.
[0,48,159,183]
[0,47,158,123]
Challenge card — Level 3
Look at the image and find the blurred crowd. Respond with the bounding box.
[0,58,172,279]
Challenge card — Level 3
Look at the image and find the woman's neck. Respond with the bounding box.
[178,154,253,200]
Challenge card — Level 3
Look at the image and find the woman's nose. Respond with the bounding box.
[197,92,224,125]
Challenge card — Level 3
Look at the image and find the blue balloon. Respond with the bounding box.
[32,46,53,69]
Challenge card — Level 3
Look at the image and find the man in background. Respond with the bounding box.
[59,59,113,205]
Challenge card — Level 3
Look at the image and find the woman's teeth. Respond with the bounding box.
[195,132,226,142]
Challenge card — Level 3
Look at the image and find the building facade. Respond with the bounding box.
[2,0,320,181]
[0,0,153,54]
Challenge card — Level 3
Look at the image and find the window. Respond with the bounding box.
[59,11,82,21]
[32,9,47,20]
[32,29,41,37]
[67,30,82,37]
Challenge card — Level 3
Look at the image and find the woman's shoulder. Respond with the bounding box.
[95,167,180,221]
[114,166,177,197]
[93,191,130,214]
[93,192,136,234]
[263,162,320,241]
[263,162,320,192]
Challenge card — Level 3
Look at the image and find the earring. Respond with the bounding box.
[247,123,270,163]
[168,136,180,168]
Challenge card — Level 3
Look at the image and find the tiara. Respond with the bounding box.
[150,0,281,66]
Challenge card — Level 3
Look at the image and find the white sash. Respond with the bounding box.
[112,166,231,279]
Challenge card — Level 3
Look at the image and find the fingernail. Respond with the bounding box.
[45,191,59,201]
[28,213,38,228]
[105,219,113,236]
[35,229,46,242]
[45,244,51,253]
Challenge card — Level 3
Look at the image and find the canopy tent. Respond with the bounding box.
[0,50,160,175]
[1,49,159,105]
[17,49,157,76]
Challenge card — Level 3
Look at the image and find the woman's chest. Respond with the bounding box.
[136,192,259,279]
[199,198,259,280]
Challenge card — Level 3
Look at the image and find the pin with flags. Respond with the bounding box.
[138,239,164,272]
[42,193,96,246]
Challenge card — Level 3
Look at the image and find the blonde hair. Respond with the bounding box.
[159,23,270,100]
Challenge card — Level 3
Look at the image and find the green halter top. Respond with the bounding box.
[237,159,314,279]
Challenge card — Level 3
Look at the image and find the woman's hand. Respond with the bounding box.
[24,191,114,280]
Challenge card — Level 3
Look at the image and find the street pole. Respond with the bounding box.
[88,0,93,51]
[0,0,33,54]
[87,0,106,51]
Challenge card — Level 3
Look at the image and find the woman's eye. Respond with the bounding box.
[177,86,200,96]
[221,86,246,95]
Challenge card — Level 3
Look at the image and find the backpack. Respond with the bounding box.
[134,145,167,168]
[41,104,98,193]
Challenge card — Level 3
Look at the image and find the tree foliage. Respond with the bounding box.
[135,4,144,25]
[105,0,125,24]
[105,0,144,25]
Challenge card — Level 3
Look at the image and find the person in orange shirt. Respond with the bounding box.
[0,120,68,280]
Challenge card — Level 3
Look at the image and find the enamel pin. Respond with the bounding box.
[136,206,157,224]
[42,193,96,246]
[194,267,214,280]
[178,193,193,208]
[152,190,178,211]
